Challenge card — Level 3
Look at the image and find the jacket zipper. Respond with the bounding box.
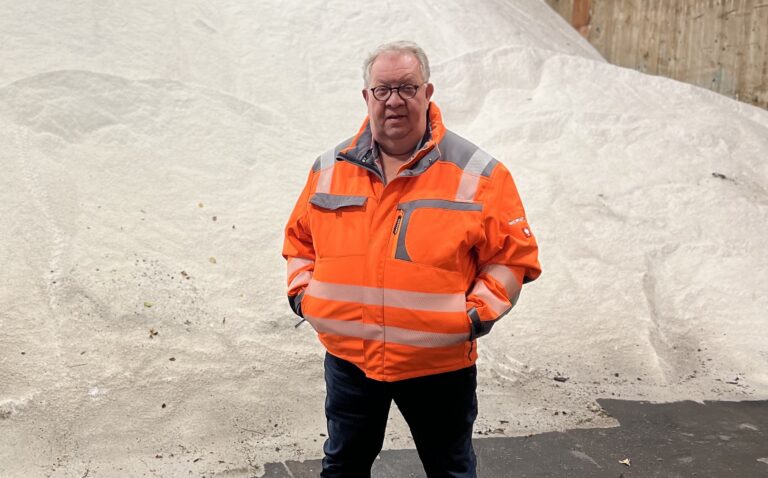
[390,210,404,257]
[392,212,402,235]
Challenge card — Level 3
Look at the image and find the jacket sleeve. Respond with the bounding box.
[282,168,316,318]
[467,163,541,339]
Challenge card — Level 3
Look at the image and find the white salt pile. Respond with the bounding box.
[1,1,766,476]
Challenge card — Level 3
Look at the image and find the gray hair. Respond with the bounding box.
[363,41,431,87]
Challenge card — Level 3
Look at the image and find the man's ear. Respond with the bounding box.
[425,83,435,101]
[362,88,369,102]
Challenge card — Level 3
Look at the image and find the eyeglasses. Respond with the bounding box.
[369,84,422,101]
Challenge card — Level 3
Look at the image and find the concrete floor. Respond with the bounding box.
[263,398,768,477]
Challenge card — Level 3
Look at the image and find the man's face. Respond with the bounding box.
[363,51,434,155]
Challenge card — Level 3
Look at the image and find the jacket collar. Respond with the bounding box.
[338,102,447,177]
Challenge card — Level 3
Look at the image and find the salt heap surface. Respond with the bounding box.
[1,0,767,476]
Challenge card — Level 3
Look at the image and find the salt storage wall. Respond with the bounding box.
[546,0,768,109]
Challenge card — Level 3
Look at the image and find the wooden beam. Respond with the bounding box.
[572,0,592,37]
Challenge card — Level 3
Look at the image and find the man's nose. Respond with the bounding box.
[386,89,405,107]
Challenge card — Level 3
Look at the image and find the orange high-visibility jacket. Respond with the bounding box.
[283,103,541,381]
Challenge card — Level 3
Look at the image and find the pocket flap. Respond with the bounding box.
[310,193,368,210]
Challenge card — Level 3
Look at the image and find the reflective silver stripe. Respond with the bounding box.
[395,199,482,261]
[288,270,312,291]
[316,148,336,194]
[287,257,314,277]
[305,279,466,313]
[305,315,468,348]
[385,325,468,347]
[382,288,465,312]
[456,148,494,201]
[305,314,382,340]
[455,174,480,201]
[468,280,510,316]
[482,264,522,306]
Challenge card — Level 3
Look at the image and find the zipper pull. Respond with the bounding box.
[392,212,403,235]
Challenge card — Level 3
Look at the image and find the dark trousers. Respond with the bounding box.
[321,352,478,478]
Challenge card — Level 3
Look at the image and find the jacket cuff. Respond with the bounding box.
[468,306,496,340]
[288,290,305,318]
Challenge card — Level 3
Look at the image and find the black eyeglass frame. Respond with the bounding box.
[369,83,425,101]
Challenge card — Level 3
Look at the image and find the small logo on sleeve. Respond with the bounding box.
[522,227,532,238]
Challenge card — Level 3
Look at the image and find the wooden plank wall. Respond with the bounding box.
[545,0,768,109]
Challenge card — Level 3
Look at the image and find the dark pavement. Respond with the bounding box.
[262,399,768,477]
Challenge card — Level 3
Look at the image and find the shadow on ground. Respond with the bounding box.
[262,399,768,477]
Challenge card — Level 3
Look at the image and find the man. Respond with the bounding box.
[283,41,541,477]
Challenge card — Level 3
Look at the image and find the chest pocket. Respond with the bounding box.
[394,199,483,271]
[309,193,369,258]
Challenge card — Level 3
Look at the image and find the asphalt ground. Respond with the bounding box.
[262,398,768,478]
